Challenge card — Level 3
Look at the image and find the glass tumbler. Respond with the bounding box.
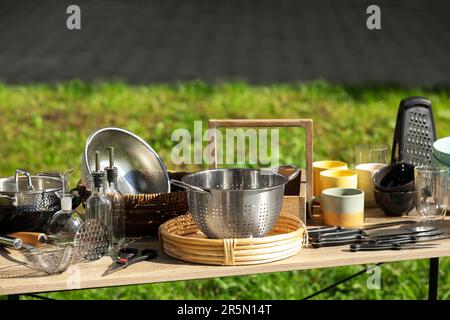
[414,165,448,227]
[355,144,388,166]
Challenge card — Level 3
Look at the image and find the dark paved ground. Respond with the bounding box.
[0,0,449,85]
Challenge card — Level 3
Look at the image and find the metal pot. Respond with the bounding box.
[170,165,300,238]
[0,169,70,233]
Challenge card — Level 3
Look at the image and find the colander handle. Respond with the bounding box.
[170,179,212,197]
[272,165,301,181]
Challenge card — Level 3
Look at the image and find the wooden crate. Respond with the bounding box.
[208,119,313,223]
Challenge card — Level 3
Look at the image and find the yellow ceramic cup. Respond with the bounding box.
[313,161,348,196]
[319,169,358,194]
[356,163,387,207]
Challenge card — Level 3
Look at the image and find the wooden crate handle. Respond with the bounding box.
[208,119,313,213]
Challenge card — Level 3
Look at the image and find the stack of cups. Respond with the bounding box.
[313,144,388,227]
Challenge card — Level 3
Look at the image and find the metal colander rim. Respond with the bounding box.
[181,167,290,192]
[83,127,170,193]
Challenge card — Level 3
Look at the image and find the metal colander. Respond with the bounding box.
[171,165,300,238]
[83,127,170,194]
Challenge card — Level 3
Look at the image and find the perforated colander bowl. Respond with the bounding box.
[83,127,170,194]
[171,165,300,239]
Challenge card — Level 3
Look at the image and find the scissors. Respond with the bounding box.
[106,248,158,274]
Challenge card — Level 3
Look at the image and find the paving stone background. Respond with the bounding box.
[0,0,449,85]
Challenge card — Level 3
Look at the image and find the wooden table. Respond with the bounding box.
[1,209,449,299]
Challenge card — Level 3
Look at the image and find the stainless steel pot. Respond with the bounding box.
[170,165,300,238]
[0,169,65,233]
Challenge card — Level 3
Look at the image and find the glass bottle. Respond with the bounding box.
[105,146,125,250]
[47,169,82,239]
[85,151,113,252]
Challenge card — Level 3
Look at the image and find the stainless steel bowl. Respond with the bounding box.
[83,127,170,194]
[171,165,300,238]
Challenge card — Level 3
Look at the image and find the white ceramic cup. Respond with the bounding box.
[356,163,387,207]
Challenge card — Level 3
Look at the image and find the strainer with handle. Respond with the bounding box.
[170,165,300,239]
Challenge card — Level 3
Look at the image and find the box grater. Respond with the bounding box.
[391,97,436,166]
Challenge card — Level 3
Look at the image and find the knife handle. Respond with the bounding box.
[311,237,362,248]
[308,226,341,235]
[350,243,401,252]
[310,229,362,240]
[310,234,364,243]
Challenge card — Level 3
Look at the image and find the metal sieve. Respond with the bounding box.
[83,127,170,194]
[171,165,300,238]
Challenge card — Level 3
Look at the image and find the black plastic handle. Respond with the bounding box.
[350,243,401,252]
[310,229,363,240]
[127,249,158,265]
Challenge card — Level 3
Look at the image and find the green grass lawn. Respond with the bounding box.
[0,80,449,299]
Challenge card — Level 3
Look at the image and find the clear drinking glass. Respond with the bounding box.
[414,165,448,230]
[355,144,389,165]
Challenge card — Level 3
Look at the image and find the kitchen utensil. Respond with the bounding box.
[356,163,387,207]
[430,155,450,206]
[0,235,23,249]
[307,220,416,236]
[104,147,125,249]
[47,170,82,237]
[413,165,448,230]
[355,145,388,165]
[433,137,450,166]
[319,170,358,196]
[310,228,442,248]
[373,163,415,192]
[391,97,436,166]
[83,127,170,194]
[312,227,441,242]
[6,232,47,246]
[350,242,439,251]
[77,171,190,238]
[321,188,364,227]
[105,247,157,274]
[74,219,110,261]
[313,161,348,197]
[46,193,82,237]
[0,233,76,274]
[309,220,419,238]
[374,190,416,217]
[170,165,300,238]
[85,151,112,252]
[21,243,76,274]
[0,169,63,233]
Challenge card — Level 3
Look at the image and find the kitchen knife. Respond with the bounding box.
[311,223,437,240]
[309,220,417,238]
[310,230,445,248]
[350,242,439,252]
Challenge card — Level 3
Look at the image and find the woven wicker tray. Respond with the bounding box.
[159,213,306,266]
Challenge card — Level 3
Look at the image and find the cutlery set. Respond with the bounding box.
[308,221,448,251]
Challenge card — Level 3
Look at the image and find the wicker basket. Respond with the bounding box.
[159,213,306,266]
[77,171,189,237]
